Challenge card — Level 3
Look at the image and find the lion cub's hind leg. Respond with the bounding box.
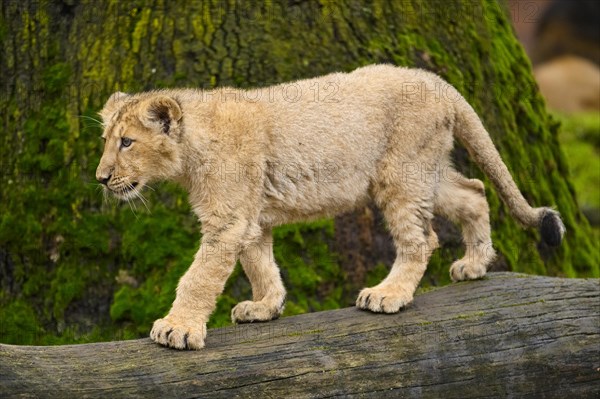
[231,228,286,323]
[435,169,496,281]
[356,168,439,313]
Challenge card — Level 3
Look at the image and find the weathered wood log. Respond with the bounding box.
[1,272,598,398]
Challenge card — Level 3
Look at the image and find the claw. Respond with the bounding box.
[356,287,412,314]
[231,300,283,323]
[150,317,206,350]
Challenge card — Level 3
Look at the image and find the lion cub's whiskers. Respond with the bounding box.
[125,194,139,220]
[133,185,151,213]
[78,115,104,130]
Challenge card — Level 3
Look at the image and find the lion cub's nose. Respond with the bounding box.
[97,174,112,185]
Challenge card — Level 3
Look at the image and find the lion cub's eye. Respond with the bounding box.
[121,137,133,148]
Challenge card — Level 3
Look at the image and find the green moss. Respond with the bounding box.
[365,263,390,288]
[49,261,89,320]
[499,299,546,308]
[554,112,600,224]
[0,300,42,345]
[415,285,442,295]
[274,220,343,317]
[453,311,485,320]
[287,329,324,337]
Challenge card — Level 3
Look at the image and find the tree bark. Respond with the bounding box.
[1,273,598,398]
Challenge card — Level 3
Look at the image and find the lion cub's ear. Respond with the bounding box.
[139,96,183,136]
[99,92,129,123]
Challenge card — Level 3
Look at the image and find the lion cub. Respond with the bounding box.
[97,64,564,350]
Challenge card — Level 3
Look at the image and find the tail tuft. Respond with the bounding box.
[539,209,566,247]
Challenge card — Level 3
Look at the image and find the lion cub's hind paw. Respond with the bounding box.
[150,317,207,350]
[356,287,412,314]
[449,260,487,282]
[231,300,283,323]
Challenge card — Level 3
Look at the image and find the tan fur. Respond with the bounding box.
[97,64,563,350]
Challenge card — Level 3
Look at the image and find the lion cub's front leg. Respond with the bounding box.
[231,229,286,323]
[150,220,251,350]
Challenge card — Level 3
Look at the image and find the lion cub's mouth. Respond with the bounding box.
[109,181,140,198]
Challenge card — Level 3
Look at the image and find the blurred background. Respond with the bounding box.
[509,0,599,226]
[0,0,598,346]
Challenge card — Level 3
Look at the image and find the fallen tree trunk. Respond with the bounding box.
[1,272,598,398]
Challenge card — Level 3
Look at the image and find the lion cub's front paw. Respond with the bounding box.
[150,315,207,350]
[231,300,283,323]
[356,286,413,313]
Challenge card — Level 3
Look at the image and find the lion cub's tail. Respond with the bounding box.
[453,100,565,247]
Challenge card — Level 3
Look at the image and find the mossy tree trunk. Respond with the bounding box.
[0,0,597,345]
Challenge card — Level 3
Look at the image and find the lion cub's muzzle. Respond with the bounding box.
[100,176,141,198]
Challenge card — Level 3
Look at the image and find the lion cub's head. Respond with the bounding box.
[96,92,184,199]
